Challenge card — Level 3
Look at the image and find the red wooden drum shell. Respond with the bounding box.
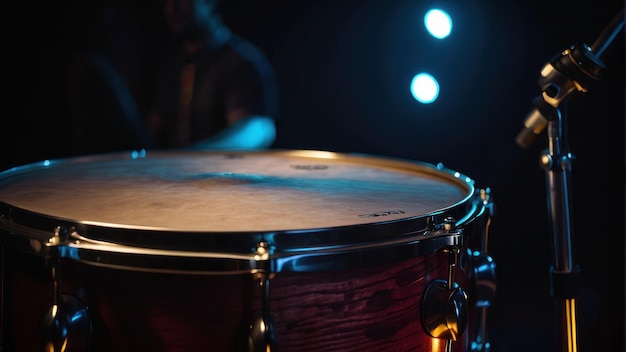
[5,247,473,352]
[0,150,485,351]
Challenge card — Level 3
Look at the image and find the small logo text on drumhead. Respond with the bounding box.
[358,210,406,218]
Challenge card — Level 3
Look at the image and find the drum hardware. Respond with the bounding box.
[39,260,91,352]
[242,240,277,352]
[421,217,468,352]
[39,227,91,352]
[426,215,455,232]
[470,188,496,352]
[516,10,623,352]
[468,251,495,352]
[39,292,91,352]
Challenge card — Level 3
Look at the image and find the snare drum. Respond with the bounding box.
[0,150,487,352]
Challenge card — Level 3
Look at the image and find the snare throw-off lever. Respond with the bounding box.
[470,188,497,352]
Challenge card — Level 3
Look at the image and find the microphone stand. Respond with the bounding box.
[515,10,624,352]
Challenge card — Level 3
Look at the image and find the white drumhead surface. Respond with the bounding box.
[0,151,471,232]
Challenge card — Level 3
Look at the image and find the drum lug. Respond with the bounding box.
[421,247,468,342]
[39,261,91,351]
[40,294,91,352]
[421,279,468,341]
[241,311,277,352]
[241,241,277,351]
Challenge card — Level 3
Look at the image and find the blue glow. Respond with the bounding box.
[424,9,452,39]
[131,149,147,159]
[43,160,51,167]
[191,116,276,150]
[71,310,87,323]
[410,73,439,104]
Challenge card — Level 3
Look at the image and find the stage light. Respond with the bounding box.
[410,73,439,104]
[424,9,452,39]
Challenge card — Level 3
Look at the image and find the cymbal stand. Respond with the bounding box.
[515,10,623,352]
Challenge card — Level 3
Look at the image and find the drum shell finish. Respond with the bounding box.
[3,245,472,352]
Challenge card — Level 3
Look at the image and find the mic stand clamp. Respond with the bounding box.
[515,42,605,148]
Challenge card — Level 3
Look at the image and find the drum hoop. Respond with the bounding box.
[0,218,465,274]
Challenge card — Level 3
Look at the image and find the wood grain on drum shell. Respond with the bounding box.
[4,248,471,352]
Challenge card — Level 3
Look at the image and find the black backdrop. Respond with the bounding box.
[2,0,624,351]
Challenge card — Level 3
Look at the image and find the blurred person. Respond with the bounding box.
[147,0,279,150]
[68,0,278,155]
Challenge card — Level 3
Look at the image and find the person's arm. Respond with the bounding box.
[190,35,279,151]
[188,114,276,150]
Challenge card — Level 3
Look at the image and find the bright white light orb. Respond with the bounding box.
[424,9,452,39]
[410,73,440,104]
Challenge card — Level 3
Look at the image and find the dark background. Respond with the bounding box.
[1,0,624,351]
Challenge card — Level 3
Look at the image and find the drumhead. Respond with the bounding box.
[0,150,481,272]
